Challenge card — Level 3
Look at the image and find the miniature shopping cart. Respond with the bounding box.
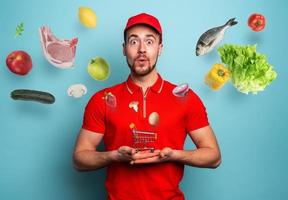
[132,129,157,151]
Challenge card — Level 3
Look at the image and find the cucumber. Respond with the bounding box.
[11,89,55,104]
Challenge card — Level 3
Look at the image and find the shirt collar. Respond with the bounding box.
[125,73,164,94]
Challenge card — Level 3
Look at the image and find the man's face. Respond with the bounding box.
[123,25,163,76]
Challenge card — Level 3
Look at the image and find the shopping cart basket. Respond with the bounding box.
[132,129,157,151]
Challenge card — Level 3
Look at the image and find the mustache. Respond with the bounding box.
[135,54,149,60]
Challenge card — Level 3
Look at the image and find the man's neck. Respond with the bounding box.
[130,70,158,93]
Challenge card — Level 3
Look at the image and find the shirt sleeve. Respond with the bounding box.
[82,92,106,134]
[185,89,209,132]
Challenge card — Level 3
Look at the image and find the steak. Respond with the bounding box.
[39,26,78,69]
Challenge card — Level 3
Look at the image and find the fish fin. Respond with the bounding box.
[225,18,238,27]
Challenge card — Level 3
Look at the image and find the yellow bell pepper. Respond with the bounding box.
[205,64,230,90]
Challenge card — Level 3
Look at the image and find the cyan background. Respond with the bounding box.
[1,0,287,199]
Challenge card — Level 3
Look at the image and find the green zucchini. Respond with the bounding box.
[11,89,55,104]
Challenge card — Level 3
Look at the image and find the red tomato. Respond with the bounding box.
[6,50,32,75]
[248,13,266,32]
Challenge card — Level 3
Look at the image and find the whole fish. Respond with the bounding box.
[196,18,237,56]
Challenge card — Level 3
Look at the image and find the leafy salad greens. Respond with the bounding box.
[218,44,277,94]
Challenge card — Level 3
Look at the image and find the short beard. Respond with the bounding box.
[127,57,158,77]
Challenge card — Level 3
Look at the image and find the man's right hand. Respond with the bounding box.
[114,146,137,162]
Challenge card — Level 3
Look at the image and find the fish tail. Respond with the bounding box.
[225,18,238,27]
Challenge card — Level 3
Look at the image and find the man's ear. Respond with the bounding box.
[158,43,163,56]
[122,43,126,56]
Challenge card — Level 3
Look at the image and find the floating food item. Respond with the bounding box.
[204,64,230,90]
[196,18,237,56]
[248,13,266,32]
[39,26,78,69]
[218,44,277,94]
[15,22,24,38]
[129,101,139,112]
[172,83,189,97]
[87,57,110,81]
[67,84,87,98]
[129,123,136,129]
[11,89,55,104]
[103,92,116,108]
[78,7,97,28]
[6,50,32,76]
[148,112,159,126]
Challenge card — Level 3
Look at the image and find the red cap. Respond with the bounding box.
[124,13,162,39]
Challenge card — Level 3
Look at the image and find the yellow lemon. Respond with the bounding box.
[78,7,97,28]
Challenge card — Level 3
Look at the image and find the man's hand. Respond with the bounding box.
[114,146,147,162]
[115,146,137,162]
[131,147,174,165]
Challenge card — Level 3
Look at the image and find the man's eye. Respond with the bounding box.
[146,40,153,45]
[129,40,138,45]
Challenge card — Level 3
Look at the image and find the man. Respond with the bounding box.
[73,13,221,200]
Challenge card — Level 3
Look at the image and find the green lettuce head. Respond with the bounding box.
[218,44,277,94]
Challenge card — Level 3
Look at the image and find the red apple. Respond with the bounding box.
[6,50,32,75]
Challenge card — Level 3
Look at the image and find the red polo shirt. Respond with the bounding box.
[82,73,209,200]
